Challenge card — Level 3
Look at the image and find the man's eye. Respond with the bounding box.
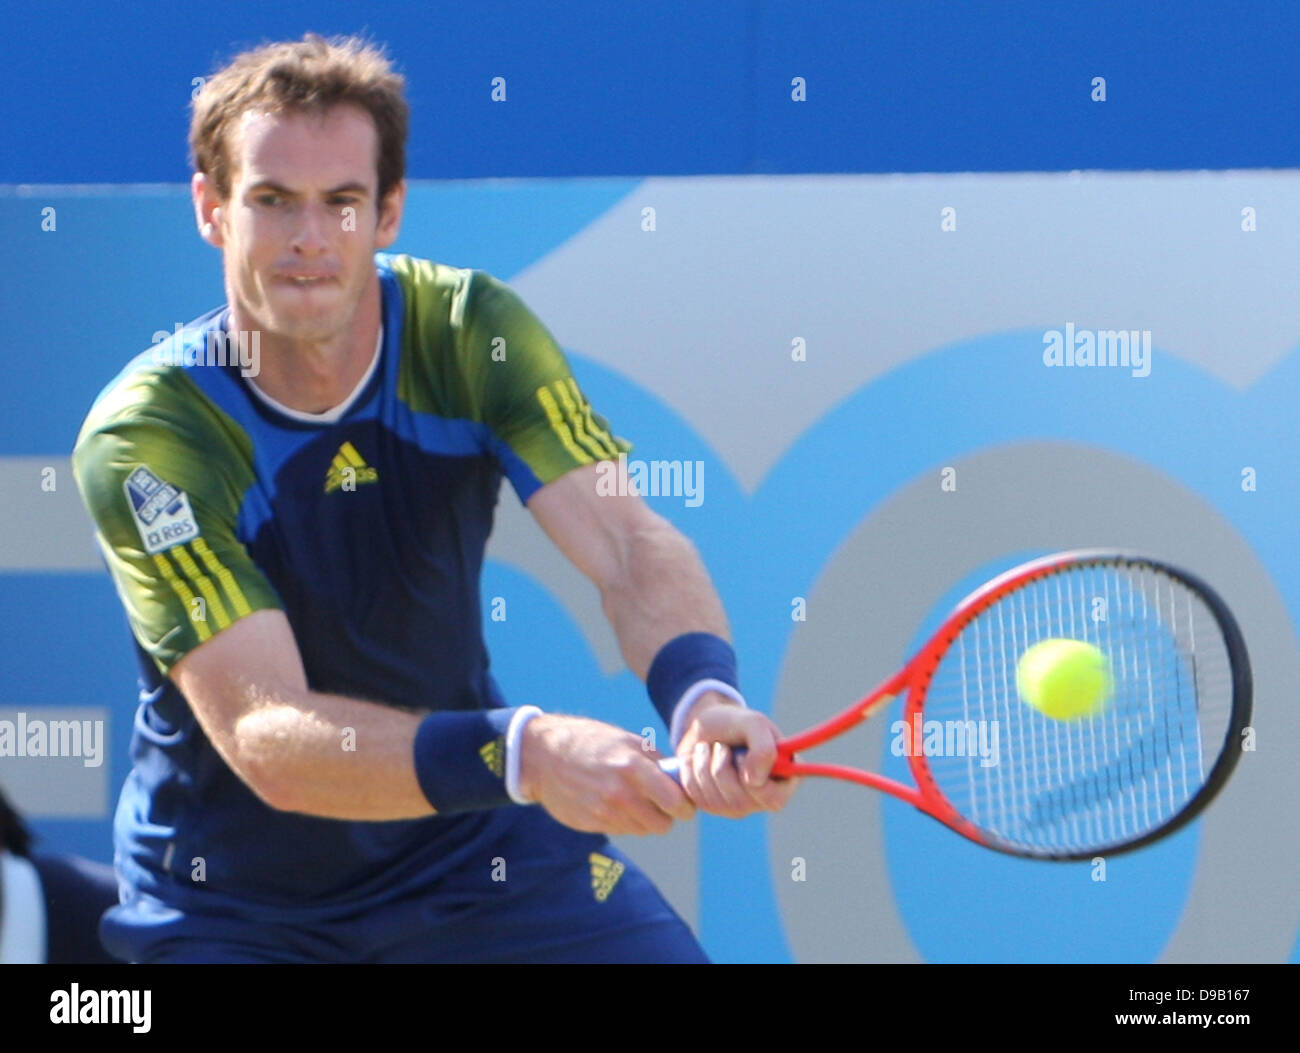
[257,194,283,207]
[330,197,358,208]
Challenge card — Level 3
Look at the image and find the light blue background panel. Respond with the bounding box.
[3,174,1297,962]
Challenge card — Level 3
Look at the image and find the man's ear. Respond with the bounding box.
[192,172,227,248]
[375,179,406,250]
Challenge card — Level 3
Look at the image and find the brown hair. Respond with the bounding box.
[190,33,408,204]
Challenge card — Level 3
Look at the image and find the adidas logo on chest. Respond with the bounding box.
[324,441,379,493]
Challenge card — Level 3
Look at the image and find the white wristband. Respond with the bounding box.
[506,705,545,804]
[669,679,747,749]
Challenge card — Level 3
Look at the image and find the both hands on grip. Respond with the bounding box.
[516,699,795,837]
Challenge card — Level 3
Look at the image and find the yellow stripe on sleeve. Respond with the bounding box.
[168,543,232,629]
[152,552,214,642]
[552,380,613,460]
[565,377,621,458]
[535,385,593,466]
[190,537,253,618]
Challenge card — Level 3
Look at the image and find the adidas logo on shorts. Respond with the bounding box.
[589,852,625,902]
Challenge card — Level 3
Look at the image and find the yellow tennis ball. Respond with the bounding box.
[1016,638,1112,720]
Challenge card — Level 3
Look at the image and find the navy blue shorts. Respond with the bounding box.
[102,845,708,964]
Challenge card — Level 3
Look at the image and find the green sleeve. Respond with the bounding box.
[457,271,632,486]
[72,368,283,673]
[388,256,632,494]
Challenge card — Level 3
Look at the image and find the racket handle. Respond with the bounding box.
[658,747,749,782]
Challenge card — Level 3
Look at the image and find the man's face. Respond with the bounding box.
[197,104,402,343]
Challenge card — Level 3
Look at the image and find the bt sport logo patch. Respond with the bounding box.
[124,465,200,555]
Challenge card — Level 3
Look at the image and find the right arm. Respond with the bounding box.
[169,609,430,820]
[170,609,693,833]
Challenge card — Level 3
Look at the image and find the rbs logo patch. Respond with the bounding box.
[124,465,201,555]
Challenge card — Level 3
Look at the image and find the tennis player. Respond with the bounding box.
[72,34,794,963]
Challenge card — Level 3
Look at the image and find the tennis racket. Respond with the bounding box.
[661,550,1252,860]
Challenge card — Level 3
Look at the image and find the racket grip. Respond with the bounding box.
[658,747,749,782]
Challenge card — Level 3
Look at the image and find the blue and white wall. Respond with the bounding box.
[2,2,1298,963]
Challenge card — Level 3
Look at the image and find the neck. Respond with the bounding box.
[231,275,381,414]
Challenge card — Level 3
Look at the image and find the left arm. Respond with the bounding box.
[527,463,795,817]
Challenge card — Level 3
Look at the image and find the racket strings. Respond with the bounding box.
[919,562,1235,857]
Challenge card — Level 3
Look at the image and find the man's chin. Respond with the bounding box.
[236,281,364,343]
[258,303,349,344]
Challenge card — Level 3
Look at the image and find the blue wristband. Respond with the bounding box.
[645,632,740,729]
[413,708,519,815]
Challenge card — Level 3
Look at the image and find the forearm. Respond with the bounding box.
[525,466,795,818]
[599,520,794,816]
[599,516,731,679]
[230,688,431,821]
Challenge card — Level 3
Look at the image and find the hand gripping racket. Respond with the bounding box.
[661,550,1252,860]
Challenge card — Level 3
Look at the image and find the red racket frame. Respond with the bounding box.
[764,549,1251,858]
